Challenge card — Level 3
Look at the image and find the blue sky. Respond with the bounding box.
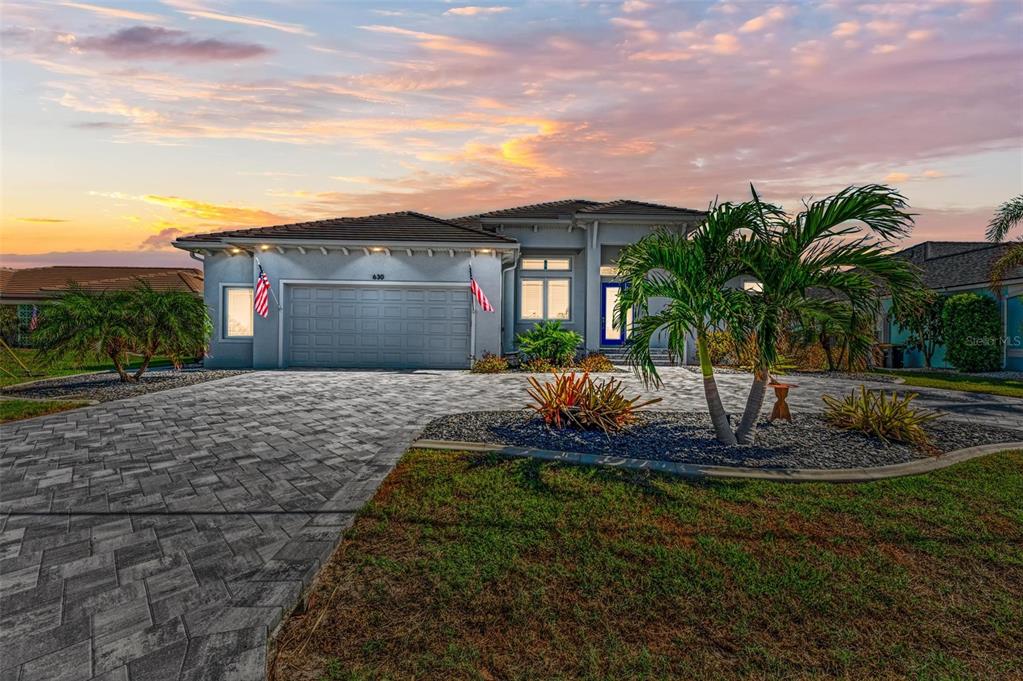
[1,0,1021,267]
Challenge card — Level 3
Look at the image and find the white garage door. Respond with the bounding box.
[286,285,471,369]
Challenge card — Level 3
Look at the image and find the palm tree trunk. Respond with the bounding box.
[110,353,134,383]
[734,365,769,445]
[696,330,736,445]
[132,353,154,381]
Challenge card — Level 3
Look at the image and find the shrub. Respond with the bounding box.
[704,330,734,365]
[470,352,508,374]
[822,385,940,450]
[521,357,554,373]
[526,371,662,433]
[516,321,582,367]
[941,293,1001,372]
[575,352,615,373]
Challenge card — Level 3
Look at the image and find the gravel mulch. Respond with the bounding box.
[419,410,1023,470]
[1,366,248,403]
[682,365,899,384]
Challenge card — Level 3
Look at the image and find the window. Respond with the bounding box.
[522,257,571,271]
[599,265,619,277]
[224,287,254,337]
[520,278,571,320]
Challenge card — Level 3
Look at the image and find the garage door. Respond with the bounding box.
[286,285,471,369]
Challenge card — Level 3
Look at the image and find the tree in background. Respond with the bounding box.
[32,282,212,382]
[894,291,945,368]
[987,194,1023,288]
[941,293,1001,373]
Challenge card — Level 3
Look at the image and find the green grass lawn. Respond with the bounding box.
[272,448,1023,681]
[0,347,177,388]
[876,369,1023,399]
[0,398,90,423]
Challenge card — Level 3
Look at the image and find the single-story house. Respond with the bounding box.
[171,200,708,369]
[0,266,203,345]
[879,241,1023,371]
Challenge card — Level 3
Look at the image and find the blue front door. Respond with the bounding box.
[600,282,631,346]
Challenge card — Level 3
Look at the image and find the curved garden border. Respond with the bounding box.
[412,438,1023,483]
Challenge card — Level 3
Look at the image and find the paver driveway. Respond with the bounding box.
[1,368,1019,681]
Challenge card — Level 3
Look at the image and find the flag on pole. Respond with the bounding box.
[254,264,271,318]
[469,266,494,312]
[28,306,39,331]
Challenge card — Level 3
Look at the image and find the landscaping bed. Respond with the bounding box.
[271,448,1023,681]
[0,366,247,403]
[420,410,1023,470]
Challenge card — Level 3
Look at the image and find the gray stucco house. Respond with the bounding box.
[172,199,706,369]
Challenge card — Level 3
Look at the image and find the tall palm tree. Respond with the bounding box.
[987,194,1023,288]
[128,282,213,379]
[614,202,757,445]
[732,184,921,444]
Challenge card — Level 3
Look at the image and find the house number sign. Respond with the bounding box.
[372,274,385,280]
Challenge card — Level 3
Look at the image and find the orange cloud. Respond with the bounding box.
[359,25,497,57]
[17,217,69,223]
[739,6,788,33]
[692,33,740,55]
[139,195,288,225]
[163,0,313,35]
[59,1,163,22]
[444,6,511,16]
[832,21,860,37]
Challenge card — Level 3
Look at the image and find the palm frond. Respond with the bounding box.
[990,241,1023,290]
[986,194,1023,242]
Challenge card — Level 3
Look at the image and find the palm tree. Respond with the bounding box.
[128,283,213,379]
[731,184,921,444]
[33,285,139,382]
[986,194,1023,288]
[614,202,757,445]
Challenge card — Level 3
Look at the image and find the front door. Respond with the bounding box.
[600,282,632,346]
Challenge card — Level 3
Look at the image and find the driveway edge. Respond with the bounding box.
[412,439,1023,483]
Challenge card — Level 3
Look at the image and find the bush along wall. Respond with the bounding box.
[941,292,1002,372]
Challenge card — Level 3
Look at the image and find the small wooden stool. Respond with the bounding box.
[768,382,797,422]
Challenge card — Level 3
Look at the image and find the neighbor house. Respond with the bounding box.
[879,241,1023,370]
[0,266,203,345]
[171,200,707,369]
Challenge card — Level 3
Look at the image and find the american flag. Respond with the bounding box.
[28,306,39,331]
[469,266,494,312]
[254,265,271,318]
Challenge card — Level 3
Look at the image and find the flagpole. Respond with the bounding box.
[469,263,477,361]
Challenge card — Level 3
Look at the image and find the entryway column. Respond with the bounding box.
[584,220,601,350]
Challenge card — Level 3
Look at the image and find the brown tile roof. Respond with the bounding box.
[457,199,602,223]
[0,266,203,300]
[174,211,516,245]
[576,199,706,218]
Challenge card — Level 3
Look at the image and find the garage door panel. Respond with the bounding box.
[287,285,471,368]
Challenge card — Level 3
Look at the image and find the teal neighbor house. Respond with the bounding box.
[879,242,1023,371]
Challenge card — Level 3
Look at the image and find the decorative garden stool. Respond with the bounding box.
[768,382,797,422]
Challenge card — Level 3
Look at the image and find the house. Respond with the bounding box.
[0,266,203,345]
[879,241,1023,370]
[171,200,706,369]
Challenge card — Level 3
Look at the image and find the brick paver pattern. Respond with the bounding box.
[2,369,1019,680]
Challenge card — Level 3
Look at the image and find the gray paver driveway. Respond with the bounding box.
[1,368,1019,681]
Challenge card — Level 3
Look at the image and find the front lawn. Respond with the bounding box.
[0,398,89,423]
[876,368,1023,399]
[272,449,1023,681]
[0,347,177,388]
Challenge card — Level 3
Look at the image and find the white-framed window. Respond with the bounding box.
[521,257,571,271]
[224,286,254,338]
[520,278,571,320]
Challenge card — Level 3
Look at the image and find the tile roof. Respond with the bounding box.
[576,199,706,218]
[457,199,602,222]
[893,241,1023,289]
[0,267,203,300]
[174,211,515,245]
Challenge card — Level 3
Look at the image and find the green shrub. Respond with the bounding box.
[704,330,735,365]
[516,321,582,367]
[822,385,940,450]
[470,352,508,374]
[526,371,661,433]
[575,352,615,373]
[941,293,1001,372]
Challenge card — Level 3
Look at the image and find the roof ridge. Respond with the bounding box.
[454,198,599,221]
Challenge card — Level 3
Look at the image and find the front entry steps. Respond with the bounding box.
[600,348,683,366]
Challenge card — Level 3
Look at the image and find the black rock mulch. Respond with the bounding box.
[1,366,248,403]
[419,410,1022,470]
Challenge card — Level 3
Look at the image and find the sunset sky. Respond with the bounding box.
[1,0,1021,268]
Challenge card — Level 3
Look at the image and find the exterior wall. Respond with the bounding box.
[202,248,503,369]
[884,284,1023,371]
[203,252,254,369]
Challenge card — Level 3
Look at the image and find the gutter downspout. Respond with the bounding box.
[501,256,518,355]
[189,251,204,263]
